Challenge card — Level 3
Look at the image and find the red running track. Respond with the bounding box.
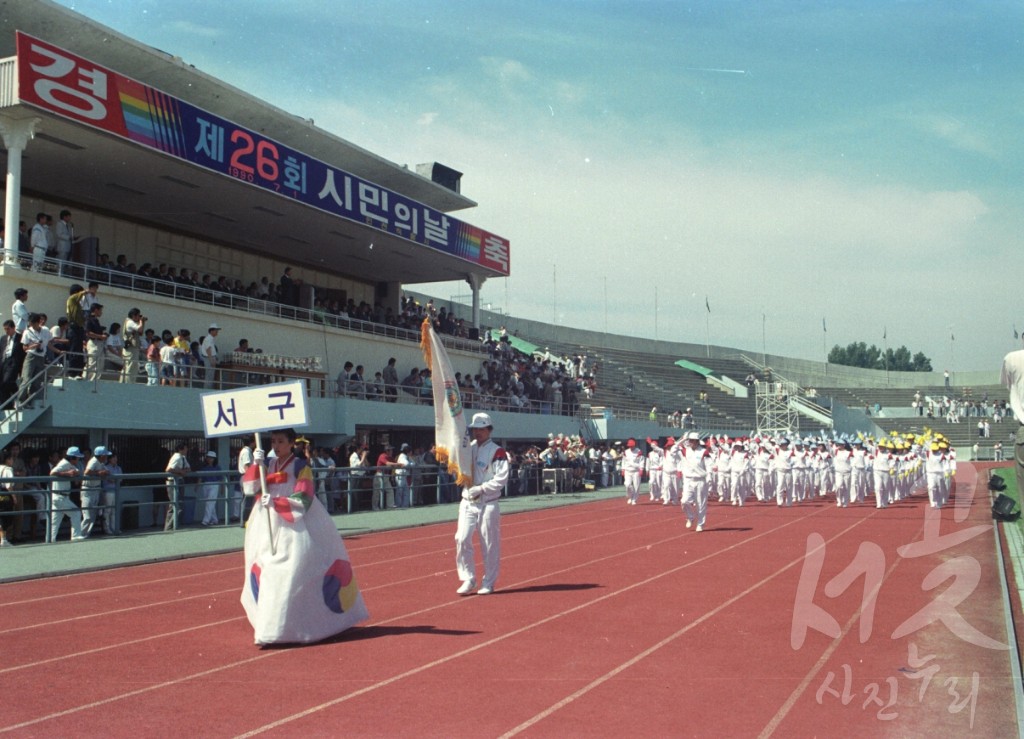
[0,466,1019,737]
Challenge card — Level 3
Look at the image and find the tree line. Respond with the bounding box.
[827,342,933,372]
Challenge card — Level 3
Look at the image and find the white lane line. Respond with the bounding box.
[500,515,879,737]
[0,617,245,675]
[231,507,828,737]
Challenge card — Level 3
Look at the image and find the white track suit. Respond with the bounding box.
[680,443,711,529]
[833,447,854,507]
[662,441,681,505]
[622,447,644,505]
[647,446,663,501]
[455,439,509,591]
[771,446,794,507]
[925,449,947,508]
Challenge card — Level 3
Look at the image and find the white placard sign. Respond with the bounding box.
[200,380,309,438]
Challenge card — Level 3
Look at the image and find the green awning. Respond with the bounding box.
[674,359,713,377]
[489,330,540,356]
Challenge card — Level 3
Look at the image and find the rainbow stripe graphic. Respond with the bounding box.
[451,223,483,262]
[118,77,187,157]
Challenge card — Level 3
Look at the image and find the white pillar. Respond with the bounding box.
[0,116,41,265]
[466,273,486,332]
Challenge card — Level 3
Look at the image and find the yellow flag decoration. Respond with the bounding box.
[421,318,472,487]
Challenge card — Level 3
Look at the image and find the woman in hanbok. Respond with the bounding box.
[241,428,368,645]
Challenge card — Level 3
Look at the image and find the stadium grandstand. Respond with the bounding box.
[0,2,1009,535]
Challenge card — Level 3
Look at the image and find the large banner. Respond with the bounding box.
[16,32,510,276]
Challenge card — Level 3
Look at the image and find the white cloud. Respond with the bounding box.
[167,20,222,39]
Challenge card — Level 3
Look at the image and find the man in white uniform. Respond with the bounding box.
[455,413,509,596]
[621,438,644,505]
[1001,344,1024,497]
[80,446,111,538]
[646,439,663,502]
[680,432,711,532]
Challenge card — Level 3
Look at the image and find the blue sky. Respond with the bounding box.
[55,1,1023,370]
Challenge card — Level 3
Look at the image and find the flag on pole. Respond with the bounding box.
[1015,325,1019,340]
[705,296,711,313]
[421,318,472,487]
[883,325,887,341]
[822,317,826,332]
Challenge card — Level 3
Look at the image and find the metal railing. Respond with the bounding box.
[5,253,484,354]
[0,463,607,545]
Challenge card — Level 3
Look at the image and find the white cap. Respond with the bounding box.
[209,323,221,330]
[468,412,493,429]
[685,431,700,441]
[206,450,217,458]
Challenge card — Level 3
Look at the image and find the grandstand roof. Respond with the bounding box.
[0,0,509,286]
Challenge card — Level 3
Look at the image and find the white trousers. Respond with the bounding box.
[80,487,101,537]
[774,470,792,506]
[682,478,708,526]
[661,471,679,504]
[624,471,641,502]
[835,472,852,507]
[648,470,662,500]
[50,493,82,541]
[455,498,501,589]
[202,482,220,524]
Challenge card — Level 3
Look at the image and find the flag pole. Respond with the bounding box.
[254,431,275,555]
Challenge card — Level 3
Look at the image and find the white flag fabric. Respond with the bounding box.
[421,318,472,487]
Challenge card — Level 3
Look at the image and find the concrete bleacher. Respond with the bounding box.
[523,337,767,431]
[819,384,1011,453]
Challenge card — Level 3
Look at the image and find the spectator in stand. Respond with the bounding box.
[172,329,192,387]
[337,361,354,396]
[373,445,397,509]
[80,446,111,539]
[102,451,122,535]
[0,320,21,405]
[49,446,84,541]
[104,322,125,380]
[382,357,399,402]
[18,312,46,408]
[29,212,47,272]
[199,450,222,526]
[350,365,367,399]
[120,308,146,384]
[367,371,384,400]
[82,303,108,382]
[347,442,369,509]
[201,323,221,389]
[401,366,423,399]
[55,209,77,264]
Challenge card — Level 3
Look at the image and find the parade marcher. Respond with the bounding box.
[753,440,772,502]
[851,439,868,504]
[727,439,750,506]
[240,428,369,644]
[924,442,946,509]
[771,438,794,507]
[646,438,663,502]
[661,437,680,505]
[455,413,509,596]
[680,432,710,532]
[621,438,644,505]
[832,440,854,508]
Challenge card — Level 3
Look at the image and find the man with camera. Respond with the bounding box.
[120,308,146,383]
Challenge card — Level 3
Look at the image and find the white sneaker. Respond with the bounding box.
[0,539,10,547]
[477,586,494,595]
[695,525,703,532]
[456,579,476,595]
[685,520,692,529]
